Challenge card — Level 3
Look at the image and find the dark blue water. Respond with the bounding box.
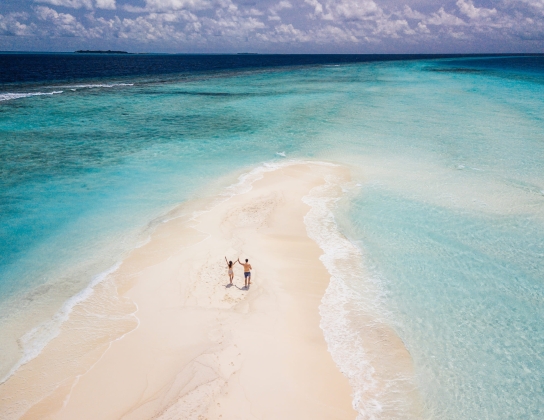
[1,53,534,84]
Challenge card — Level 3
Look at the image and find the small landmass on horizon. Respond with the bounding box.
[75,50,129,54]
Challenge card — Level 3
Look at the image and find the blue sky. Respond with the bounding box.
[1,0,543,53]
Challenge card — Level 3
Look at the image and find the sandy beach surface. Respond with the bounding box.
[3,162,358,419]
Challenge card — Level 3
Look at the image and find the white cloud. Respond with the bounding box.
[35,5,89,36]
[95,0,116,10]
[119,16,184,40]
[426,7,466,26]
[315,24,357,42]
[135,0,212,12]
[304,0,334,20]
[271,1,292,12]
[0,13,35,36]
[257,21,358,44]
[272,23,311,41]
[304,0,382,21]
[245,8,264,16]
[456,0,496,19]
[448,29,468,38]
[518,0,544,10]
[34,0,93,9]
[267,0,291,22]
[97,2,268,43]
[375,18,413,37]
[34,0,115,10]
[334,0,380,20]
[204,12,265,38]
[403,5,426,20]
[417,21,430,34]
[86,12,195,41]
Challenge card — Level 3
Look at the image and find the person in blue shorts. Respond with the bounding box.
[238,258,252,288]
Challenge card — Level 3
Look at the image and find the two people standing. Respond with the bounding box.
[224,257,252,288]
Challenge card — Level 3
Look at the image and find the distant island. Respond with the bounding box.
[75,50,129,54]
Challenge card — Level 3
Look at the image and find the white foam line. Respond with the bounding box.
[0,91,63,102]
[302,176,386,420]
[65,83,134,90]
[13,83,136,96]
[0,262,122,385]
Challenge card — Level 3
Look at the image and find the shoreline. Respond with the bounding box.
[0,161,419,419]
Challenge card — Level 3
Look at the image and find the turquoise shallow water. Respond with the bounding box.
[1,56,543,418]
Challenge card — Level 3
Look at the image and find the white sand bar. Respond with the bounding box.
[7,163,357,419]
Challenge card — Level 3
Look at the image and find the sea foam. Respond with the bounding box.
[65,83,134,90]
[0,83,133,102]
[0,262,121,385]
[303,177,386,419]
[303,173,423,420]
[0,91,63,101]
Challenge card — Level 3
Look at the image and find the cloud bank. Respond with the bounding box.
[1,0,543,52]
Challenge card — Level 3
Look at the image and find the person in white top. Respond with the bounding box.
[225,257,237,285]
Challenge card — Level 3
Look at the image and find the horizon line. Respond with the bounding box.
[1,51,544,56]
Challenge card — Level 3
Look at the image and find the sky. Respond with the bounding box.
[0,0,543,53]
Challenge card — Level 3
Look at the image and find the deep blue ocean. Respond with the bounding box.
[1,54,543,419]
